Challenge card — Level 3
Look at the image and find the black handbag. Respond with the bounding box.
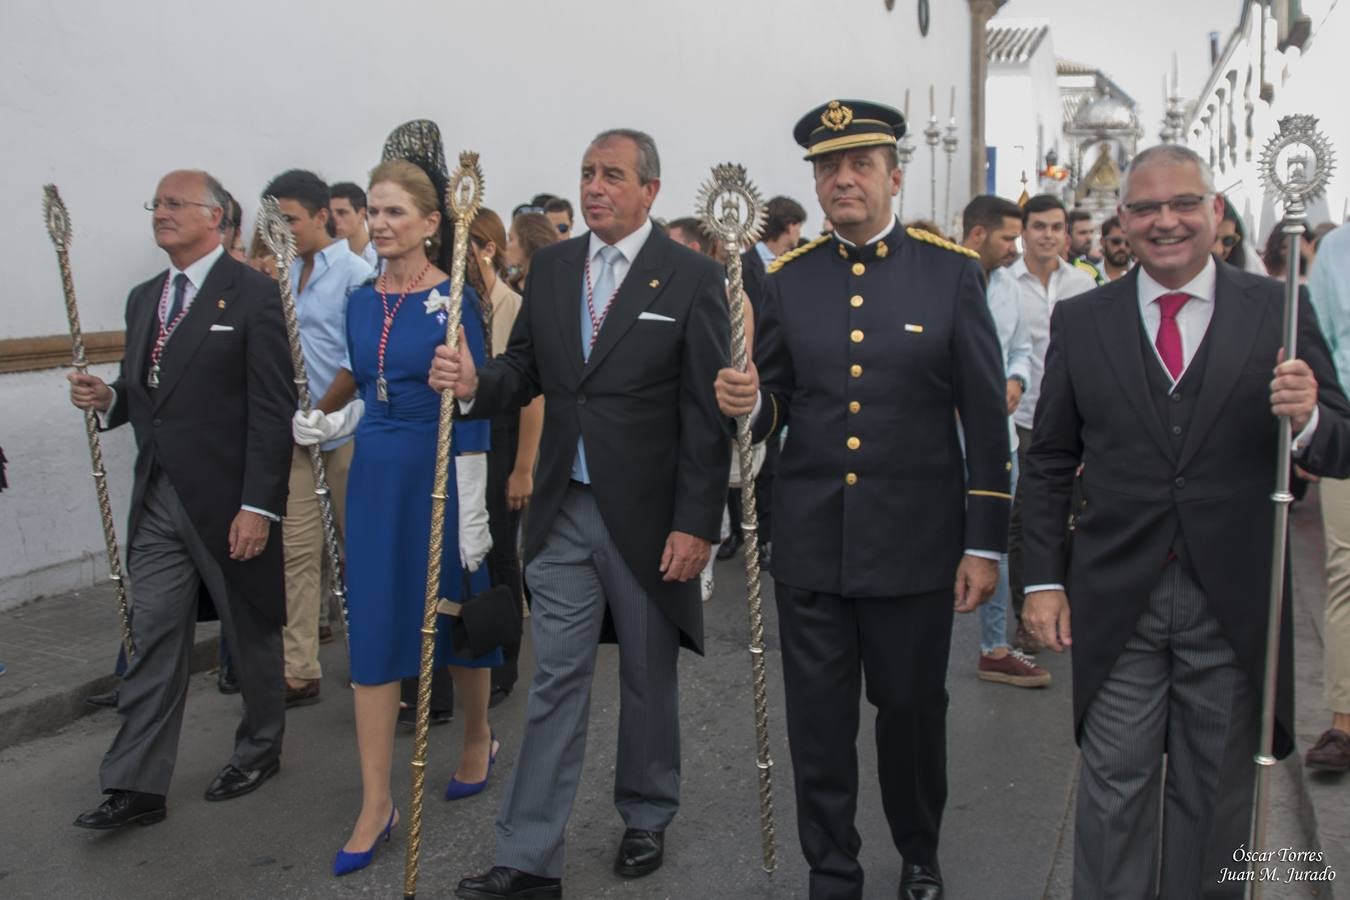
[437,570,517,660]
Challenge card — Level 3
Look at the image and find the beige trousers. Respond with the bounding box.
[1320,477,1350,714]
[282,440,352,681]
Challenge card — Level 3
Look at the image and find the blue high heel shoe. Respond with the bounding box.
[333,807,397,876]
[444,733,500,801]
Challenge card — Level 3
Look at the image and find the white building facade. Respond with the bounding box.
[1,0,979,607]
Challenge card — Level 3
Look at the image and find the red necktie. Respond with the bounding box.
[1155,291,1190,380]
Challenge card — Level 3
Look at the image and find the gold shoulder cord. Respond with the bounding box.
[905,226,980,259]
[767,234,830,273]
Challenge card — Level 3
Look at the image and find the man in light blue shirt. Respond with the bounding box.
[962,195,1049,688]
[264,170,372,707]
[330,182,380,270]
[1307,222,1350,772]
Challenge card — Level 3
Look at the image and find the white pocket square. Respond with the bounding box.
[209,324,235,332]
[638,311,675,323]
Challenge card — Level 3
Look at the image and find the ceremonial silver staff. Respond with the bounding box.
[42,185,135,659]
[942,105,960,235]
[257,197,351,658]
[924,85,942,222]
[697,164,778,875]
[1247,114,1336,900]
[404,150,484,900]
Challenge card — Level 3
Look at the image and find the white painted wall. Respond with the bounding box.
[985,20,1064,204]
[0,0,973,604]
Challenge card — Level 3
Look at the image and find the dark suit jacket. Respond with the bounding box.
[752,222,1011,597]
[469,225,732,652]
[740,246,767,317]
[1022,262,1350,757]
[105,251,296,625]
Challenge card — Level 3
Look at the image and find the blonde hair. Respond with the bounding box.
[368,159,442,257]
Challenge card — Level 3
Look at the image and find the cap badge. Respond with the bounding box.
[821,101,853,132]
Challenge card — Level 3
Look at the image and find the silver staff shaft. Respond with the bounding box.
[697,163,777,874]
[42,185,135,659]
[1246,220,1303,900]
[257,198,351,663]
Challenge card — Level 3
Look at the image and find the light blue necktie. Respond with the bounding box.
[572,245,621,483]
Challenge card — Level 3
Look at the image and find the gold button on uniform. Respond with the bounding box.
[847,437,861,450]
[876,241,889,258]
[850,294,863,308]
[845,473,858,486]
[838,244,848,258]
[850,364,862,377]
[851,329,864,343]
[852,262,865,276]
[849,401,861,413]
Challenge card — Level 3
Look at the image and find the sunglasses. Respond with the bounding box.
[1219,235,1241,248]
[1104,236,1128,247]
[556,222,570,234]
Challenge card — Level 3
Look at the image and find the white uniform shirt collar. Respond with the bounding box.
[834,216,898,248]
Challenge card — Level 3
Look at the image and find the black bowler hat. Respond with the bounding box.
[793,99,906,160]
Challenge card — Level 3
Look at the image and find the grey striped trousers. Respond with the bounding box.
[494,484,682,877]
[1074,560,1258,899]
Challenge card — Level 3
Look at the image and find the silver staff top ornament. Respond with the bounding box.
[697,164,765,248]
[43,185,73,251]
[257,196,298,268]
[1259,114,1336,218]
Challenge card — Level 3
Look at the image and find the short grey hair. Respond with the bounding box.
[186,170,231,232]
[591,128,660,184]
[1122,144,1217,200]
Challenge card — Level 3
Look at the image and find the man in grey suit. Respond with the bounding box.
[1021,145,1350,897]
[432,129,731,900]
[68,169,295,829]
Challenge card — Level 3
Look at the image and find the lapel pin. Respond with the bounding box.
[904,323,923,333]
[649,279,660,289]
[217,299,226,309]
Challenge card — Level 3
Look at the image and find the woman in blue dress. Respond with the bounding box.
[297,157,502,875]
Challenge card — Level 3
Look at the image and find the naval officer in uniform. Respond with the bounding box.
[715,100,1011,900]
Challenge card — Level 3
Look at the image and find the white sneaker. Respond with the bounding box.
[700,569,715,603]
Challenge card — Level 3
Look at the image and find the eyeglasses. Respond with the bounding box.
[144,198,216,213]
[1219,234,1241,248]
[1121,193,1211,219]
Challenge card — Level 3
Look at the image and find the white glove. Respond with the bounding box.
[291,399,365,446]
[456,452,493,573]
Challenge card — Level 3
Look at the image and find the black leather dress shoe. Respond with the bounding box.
[217,667,240,695]
[85,688,120,709]
[455,866,561,899]
[715,533,743,561]
[204,759,279,802]
[899,861,943,900]
[488,685,513,709]
[73,790,166,830]
[614,828,664,878]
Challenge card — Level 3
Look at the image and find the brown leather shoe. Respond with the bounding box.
[285,679,321,708]
[978,650,1051,688]
[1305,729,1350,773]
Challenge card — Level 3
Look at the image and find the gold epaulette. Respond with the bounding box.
[906,226,980,259]
[767,234,831,273]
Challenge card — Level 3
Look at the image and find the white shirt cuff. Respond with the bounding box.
[457,397,475,415]
[749,392,763,428]
[241,505,280,522]
[1292,405,1319,456]
[96,388,118,428]
[964,549,1001,561]
[1025,583,1065,594]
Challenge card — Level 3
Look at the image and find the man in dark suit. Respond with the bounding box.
[435,129,731,900]
[716,100,1010,900]
[68,169,295,829]
[1021,144,1350,898]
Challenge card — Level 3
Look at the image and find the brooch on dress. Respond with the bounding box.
[423,288,449,325]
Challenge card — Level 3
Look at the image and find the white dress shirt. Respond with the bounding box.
[1009,256,1099,431]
